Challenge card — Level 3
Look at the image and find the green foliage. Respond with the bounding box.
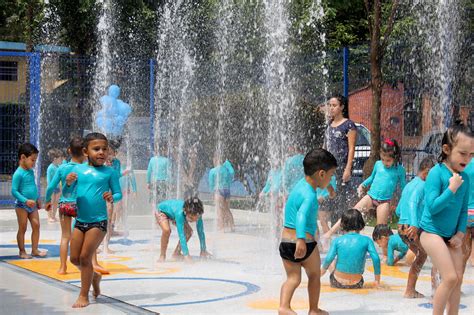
[322,0,369,49]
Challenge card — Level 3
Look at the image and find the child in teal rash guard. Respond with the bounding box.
[46,148,65,223]
[259,161,283,236]
[419,124,473,315]
[279,148,337,315]
[396,156,435,298]
[11,143,46,259]
[324,138,406,239]
[155,198,211,262]
[67,133,122,309]
[372,224,408,266]
[45,137,85,275]
[147,145,172,204]
[321,209,381,289]
[209,153,235,232]
[282,148,305,195]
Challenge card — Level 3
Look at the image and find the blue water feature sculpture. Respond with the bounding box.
[95,85,132,136]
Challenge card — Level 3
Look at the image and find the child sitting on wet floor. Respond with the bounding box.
[321,209,381,289]
[155,197,211,262]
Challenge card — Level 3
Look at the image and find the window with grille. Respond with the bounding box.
[404,100,422,137]
[0,61,18,81]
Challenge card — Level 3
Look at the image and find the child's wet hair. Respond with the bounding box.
[380,138,401,165]
[340,209,365,232]
[47,148,63,161]
[438,122,474,163]
[329,94,349,118]
[372,224,393,241]
[84,132,108,148]
[18,143,39,160]
[418,156,435,172]
[184,197,204,215]
[108,140,120,152]
[69,136,84,157]
[303,148,337,176]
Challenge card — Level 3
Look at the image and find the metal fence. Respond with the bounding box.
[0,45,472,206]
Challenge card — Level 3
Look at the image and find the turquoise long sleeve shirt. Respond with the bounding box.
[283,178,318,239]
[119,166,137,193]
[316,175,337,200]
[209,160,234,191]
[262,169,282,194]
[322,232,381,275]
[156,199,206,256]
[419,163,470,237]
[465,160,474,210]
[11,167,38,203]
[362,160,406,201]
[45,161,81,203]
[387,234,408,266]
[46,163,59,185]
[73,164,122,223]
[396,176,425,227]
[283,154,305,194]
[146,156,172,183]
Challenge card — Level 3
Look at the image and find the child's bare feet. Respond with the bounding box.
[92,272,102,298]
[72,295,89,308]
[57,268,67,275]
[172,252,184,261]
[31,250,47,257]
[404,290,424,298]
[158,255,166,262]
[308,309,329,315]
[278,307,297,315]
[93,265,110,275]
[19,251,32,259]
[105,247,115,254]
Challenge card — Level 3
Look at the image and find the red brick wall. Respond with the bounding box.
[348,83,405,146]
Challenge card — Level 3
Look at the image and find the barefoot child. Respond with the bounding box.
[147,144,172,204]
[321,209,381,289]
[209,154,235,232]
[372,224,408,266]
[45,137,85,274]
[155,197,211,262]
[278,148,336,315]
[46,148,65,223]
[396,156,435,298]
[419,124,473,315]
[68,132,122,308]
[324,138,406,238]
[11,143,46,259]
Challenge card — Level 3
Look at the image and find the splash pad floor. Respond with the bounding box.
[0,207,473,314]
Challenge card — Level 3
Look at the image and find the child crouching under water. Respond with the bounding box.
[321,209,381,289]
[155,197,211,262]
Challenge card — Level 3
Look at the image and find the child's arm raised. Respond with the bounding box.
[425,167,458,215]
[450,175,470,248]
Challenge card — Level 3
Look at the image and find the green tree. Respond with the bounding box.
[362,0,400,177]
